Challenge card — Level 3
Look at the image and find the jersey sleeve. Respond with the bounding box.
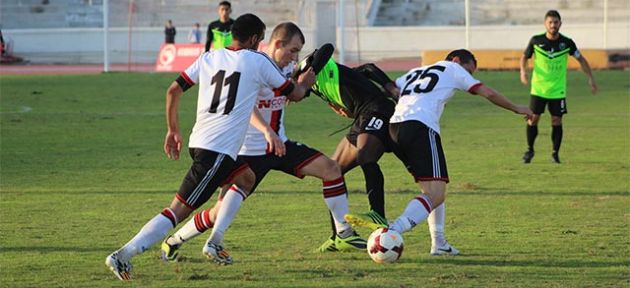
[182,54,202,84]
[451,63,481,93]
[258,54,292,93]
[523,37,535,59]
[568,38,581,58]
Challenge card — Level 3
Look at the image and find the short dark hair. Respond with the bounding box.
[231,13,266,42]
[545,10,561,21]
[270,22,305,45]
[445,49,477,66]
[219,1,231,8]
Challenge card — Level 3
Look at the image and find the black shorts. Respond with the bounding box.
[389,121,449,183]
[530,95,567,116]
[177,148,239,209]
[346,102,395,151]
[227,141,322,194]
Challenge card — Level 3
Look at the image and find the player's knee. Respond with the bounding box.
[232,168,256,195]
[528,115,541,125]
[551,117,562,126]
[356,151,379,166]
[321,157,342,179]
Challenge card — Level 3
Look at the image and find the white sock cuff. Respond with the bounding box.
[416,195,433,213]
[161,208,178,228]
[229,185,248,201]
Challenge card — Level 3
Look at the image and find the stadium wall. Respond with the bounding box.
[3,23,628,65]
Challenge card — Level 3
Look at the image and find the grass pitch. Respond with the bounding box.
[1,70,628,287]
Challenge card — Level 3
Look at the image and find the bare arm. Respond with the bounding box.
[519,54,530,85]
[576,55,598,95]
[354,63,400,100]
[165,81,184,160]
[474,84,533,118]
[249,108,286,156]
[286,68,316,102]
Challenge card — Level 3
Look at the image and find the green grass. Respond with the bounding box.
[1,70,628,287]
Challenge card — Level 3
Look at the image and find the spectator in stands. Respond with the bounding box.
[164,20,176,44]
[188,23,202,44]
[519,10,598,164]
[205,1,234,52]
[0,29,6,56]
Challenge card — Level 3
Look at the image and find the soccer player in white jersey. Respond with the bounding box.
[345,49,533,254]
[105,14,316,281]
[159,22,367,265]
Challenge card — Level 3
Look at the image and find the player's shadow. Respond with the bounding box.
[0,246,112,253]
[414,256,629,269]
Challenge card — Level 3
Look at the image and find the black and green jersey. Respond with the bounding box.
[524,32,579,99]
[205,19,234,52]
[308,59,394,119]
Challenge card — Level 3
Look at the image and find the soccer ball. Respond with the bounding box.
[367,228,404,263]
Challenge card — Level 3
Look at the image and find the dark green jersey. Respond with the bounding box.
[524,33,579,99]
[311,58,344,108]
[307,59,395,119]
[205,19,234,52]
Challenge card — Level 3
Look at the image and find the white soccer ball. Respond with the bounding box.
[367,228,404,263]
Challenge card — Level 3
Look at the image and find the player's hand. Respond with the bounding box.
[385,82,400,100]
[164,130,182,160]
[514,105,534,120]
[264,130,286,157]
[297,67,316,88]
[589,79,598,95]
[520,71,529,85]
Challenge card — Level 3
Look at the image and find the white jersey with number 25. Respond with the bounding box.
[391,60,481,135]
[181,48,290,160]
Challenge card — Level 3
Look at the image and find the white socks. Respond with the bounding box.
[119,208,178,260]
[207,185,246,245]
[322,177,352,233]
[428,203,446,247]
[390,195,433,234]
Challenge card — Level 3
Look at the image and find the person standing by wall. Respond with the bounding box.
[205,1,234,52]
[519,10,598,164]
[188,23,202,44]
[164,20,176,44]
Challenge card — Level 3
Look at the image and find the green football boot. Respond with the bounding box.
[317,237,339,252]
[160,235,181,262]
[334,232,367,251]
[344,210,388,230]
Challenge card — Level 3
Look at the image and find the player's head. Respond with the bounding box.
[217,1,232,21]
[445,49,477,74]
[231,13,266,50]
[544,10,562,36]
[267,22,305,68]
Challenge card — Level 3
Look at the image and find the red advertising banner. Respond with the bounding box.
[155,43,204,72]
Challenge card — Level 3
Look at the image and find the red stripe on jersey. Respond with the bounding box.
[467,83,483,94]
[272,80,291,95]
[268,109,282,137]
[180,72,194,86]
[415,196,432,213]
[293,152,323,178]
